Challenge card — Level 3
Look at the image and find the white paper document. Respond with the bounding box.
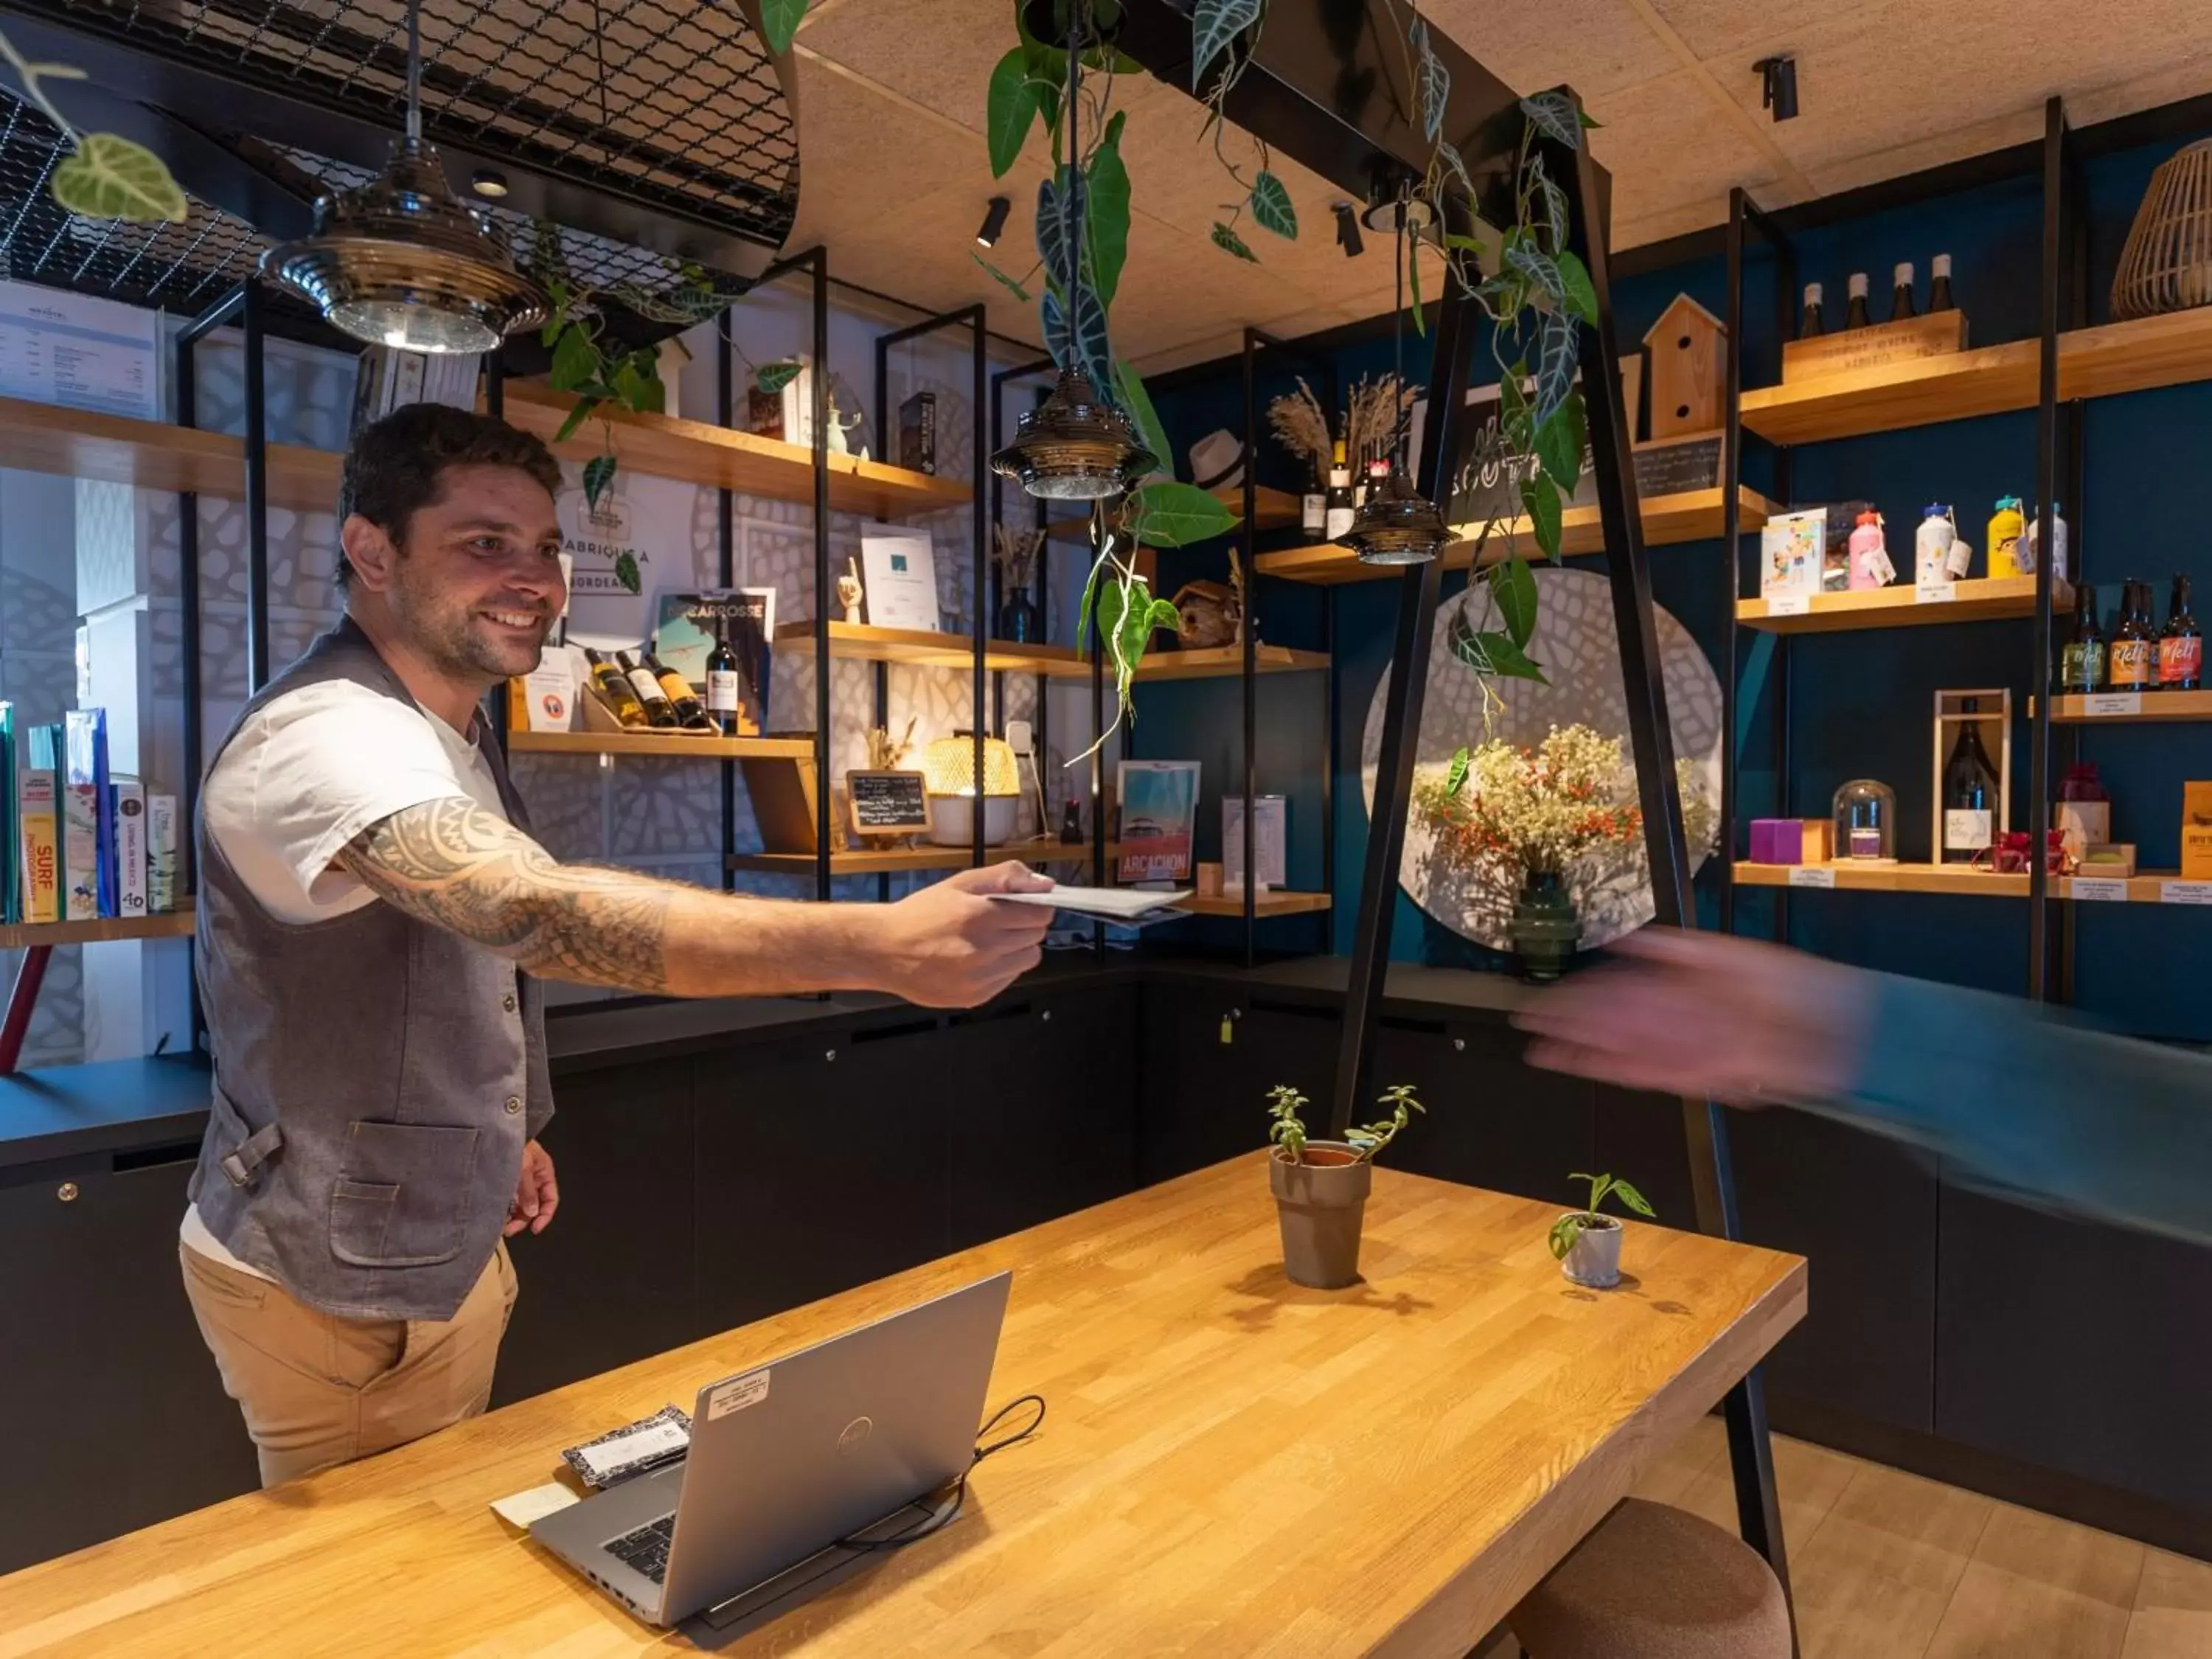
[0,280,160,420]
[993,883,1193,923]
[489,1483,582,1528]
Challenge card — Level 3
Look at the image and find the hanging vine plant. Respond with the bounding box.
[3,29,189,222]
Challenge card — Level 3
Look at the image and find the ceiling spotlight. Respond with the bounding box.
[989,366,1156,501]
[469,169,509,199]
[975,195,1012,248]
[1754,55,1798,122]
[1332,201,1365,259]
[1362,167,1434,235]
[262,0,547,353]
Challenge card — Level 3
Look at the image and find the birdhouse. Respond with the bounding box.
[1643,294,1726,441]
[1170,580,1241,650]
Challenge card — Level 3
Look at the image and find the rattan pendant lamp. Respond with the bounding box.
[1340,187,1453,566]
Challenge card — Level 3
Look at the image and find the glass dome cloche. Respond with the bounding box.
[1832,778,1898,863]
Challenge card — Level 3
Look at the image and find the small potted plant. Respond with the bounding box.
[1265,1083,1425,1290]
[1548,1172,1656,1290]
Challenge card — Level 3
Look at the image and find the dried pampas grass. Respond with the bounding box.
[1266,378,1333,472]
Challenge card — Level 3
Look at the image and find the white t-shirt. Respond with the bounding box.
[181,680,515,1280]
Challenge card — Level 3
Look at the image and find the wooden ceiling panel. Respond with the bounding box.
[793,0,1014,131]
[1587,69,1787,224]
[1641,0,1869,61]
[1425,0,1681,98]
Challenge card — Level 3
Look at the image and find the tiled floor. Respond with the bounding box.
[1475,1418,2212,1658]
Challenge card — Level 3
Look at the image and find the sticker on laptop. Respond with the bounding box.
[706,1369,771,1421]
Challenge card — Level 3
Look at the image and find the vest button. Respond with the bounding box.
[502,993,518,1013]
[504,1096,523,1115]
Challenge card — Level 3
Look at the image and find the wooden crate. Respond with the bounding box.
[1783,310,1969,383]
[1931,688,2012,862]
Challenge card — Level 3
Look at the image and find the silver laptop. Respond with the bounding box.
[532,1273,1012,1629]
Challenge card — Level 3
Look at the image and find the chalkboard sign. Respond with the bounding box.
[1632,434,1722,498]
[846,770,930,835]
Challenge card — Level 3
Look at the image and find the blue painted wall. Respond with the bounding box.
[1137,123,2212,1037]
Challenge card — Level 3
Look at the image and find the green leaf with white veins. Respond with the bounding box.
[1249,171,1297,240]
[582,454,617,509]
[49,134,188,223]
[1130,481,1238,547]
[1489,557,1540,650]
[1191,0,1262,90]
[759,0,807,55]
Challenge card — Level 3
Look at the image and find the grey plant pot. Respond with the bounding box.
[1559,1214,1624,1288]
[1270,1144,1372,1290]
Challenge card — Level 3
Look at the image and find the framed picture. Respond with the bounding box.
[1116,760,1200,883]
[858,525,941,631]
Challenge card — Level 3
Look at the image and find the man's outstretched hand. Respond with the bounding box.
[1512,928,1874,1107]
[869,861,1056,1008]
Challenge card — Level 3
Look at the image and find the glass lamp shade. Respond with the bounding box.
[1832,778,1898,862]
[989,367,1156,501]
[262,137,549,355]
[1340,462,1454,566]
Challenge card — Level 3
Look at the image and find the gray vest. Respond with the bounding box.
[187,617,554,1321]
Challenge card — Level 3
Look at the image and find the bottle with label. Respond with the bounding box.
[1915,503,1958,583]
[2058,582,2105,693]
[2109,581,2157,689]
[2022,503,2067,580]
[617,650,678,728]
[1844,272,1871,329]
[1942,698,2000,864]
[1847,509,1893,591]
[1928,253,1955,313]
[647,653,712,729]
[1985,496,2025,578]
[2161,574,2202,691]
[1800,282,1824,338]
[582,647,649,728]
[1324,441,1354,540]
[1301,462,1326,537]
[1891,261,1917,321]
[704,622,743,734]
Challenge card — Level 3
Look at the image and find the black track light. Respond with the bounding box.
[976,195,1012,248]
[1754,55,1798,122]
[1333,201,1365,259]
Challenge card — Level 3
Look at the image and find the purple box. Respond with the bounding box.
[1749,818,1806,864]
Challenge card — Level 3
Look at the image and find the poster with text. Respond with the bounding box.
[557,465,697,648]
[1116,761,1199,883]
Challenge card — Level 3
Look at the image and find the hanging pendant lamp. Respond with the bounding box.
[1341,191,1452,565]
[988,1,1152,501]
[262,0,546,353]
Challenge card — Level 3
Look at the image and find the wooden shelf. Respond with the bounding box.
[505,730,814,759]
[1733,861,2209,903]
[1048,484,1301,543]
[498,383,969,519]
[1133,644,1329,680]
[0,397,342,512]
[2043,689,2212,723]
[1255,487,1781,585]
[0,906,195,950]
[728,840,1127,876]
[1740,306,2212,445]
[1175,889,1332,918]
[1739,576,2070,634]
[773,621,1085,678]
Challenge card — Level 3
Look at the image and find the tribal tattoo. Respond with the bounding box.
[338,796,677,990]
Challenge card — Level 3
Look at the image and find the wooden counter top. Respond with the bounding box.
[0,1158,1804,1657]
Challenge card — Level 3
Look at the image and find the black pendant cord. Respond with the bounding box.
[403,0,422,142]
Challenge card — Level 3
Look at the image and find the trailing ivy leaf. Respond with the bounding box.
[1448,607,1548,684]
[1086,113,1130,307]
[1130,480,1239,547]
[1408,237,1425,337]
[1520,90,1585,152]
[613,549,642,594]
[582,454,618,510]
[610,352,664,416]
[1520,470,1563,560]
[755,358,804,394]
[1411,18,1450,144]
[1536,163,1570,251]
[1444,746,1471,797]
[47,133,189,223]
[1113,360,1173,475]
[1210,220,1259,263]
[549,325,601,394]
[1435,139,1478,211]
[1557,249,1599,325]
[1533,392,1584,495]
[759,0,807,54]
[605,281,728,327]
[1041,280,1113,396]
[1075,549,1107,657]
[1444,230,1484,256]
[986,46,1037,178]
[1037,166,1087,296]
[554,397,601,445]
[1530,309,1581,431]
[1249,170,1296,240]
[1489,556,1540,650]
[971,251,1032,304]
[1191,0,1262,90]
[1503,240,1566,304]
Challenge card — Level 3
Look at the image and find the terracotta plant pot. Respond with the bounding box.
[1512,870,1582,982]
[1557,1214,1624,1288]
[1270,1142,1372,1289]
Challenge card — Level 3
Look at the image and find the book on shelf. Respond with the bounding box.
[19,724,58,925]
[899,391,937,475]
[63,709,111,921]
[113,777,147,918]
[149,793,178,914]
[0,700,13,925]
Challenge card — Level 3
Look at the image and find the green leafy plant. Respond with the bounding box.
[2,30,188,223]
[1265,1083,1425,1166]
[1546,1171,1655,1259]
[759,0,810,55]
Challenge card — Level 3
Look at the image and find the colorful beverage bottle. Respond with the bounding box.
[1848,510,1891,591]
[1986,496,2025,579]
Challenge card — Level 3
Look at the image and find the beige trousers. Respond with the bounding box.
[178,1239,519,1488]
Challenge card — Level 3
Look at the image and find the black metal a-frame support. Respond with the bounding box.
[1116,0,1792,1628]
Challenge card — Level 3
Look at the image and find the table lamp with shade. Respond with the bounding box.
[921,733,1021,846]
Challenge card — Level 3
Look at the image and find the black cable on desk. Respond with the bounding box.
[835,1394,1047,1552]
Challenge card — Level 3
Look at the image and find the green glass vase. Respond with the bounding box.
[1512,870,1582,982]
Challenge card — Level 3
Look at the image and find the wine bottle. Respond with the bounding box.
[582,648,649,729]
[2161,574,2202,691]
[1301,461,1326,537]
[2058,582,2105,694]
[1800,282,1824,338]
[1941,696,2000,864]
[1365,454,1391,507]
[1928,253,1955,313]
[1844,272,1871,330]
[647,653,712,729]
[1324,440,1354,540]
[704,621,743,734]
[1891,262,1917,321]
[618,650,678,728]
[2109,582,2157,690]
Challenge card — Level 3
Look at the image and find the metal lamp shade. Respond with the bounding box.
[262,138,549,354]
[1340,464,1453,566]
[990,368,1156,501]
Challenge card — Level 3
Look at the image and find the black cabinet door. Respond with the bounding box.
[1728,1106,1937,1433]
[1935,1178,2212,1510]
[1592,1085,1703,1231]
[493,1055,699,1407]
[0,1145,260,1573]
[695,1018,950,1336]
[1371,1015,1595,1207]
[1138,984,1345,1183]
[943,984,1139,1252]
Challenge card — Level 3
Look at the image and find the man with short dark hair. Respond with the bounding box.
[181,403,1053,1486]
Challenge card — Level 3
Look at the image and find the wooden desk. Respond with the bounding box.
[0,1158,1804,1657]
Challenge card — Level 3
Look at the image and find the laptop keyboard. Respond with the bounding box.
[606,1513,676,1584]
